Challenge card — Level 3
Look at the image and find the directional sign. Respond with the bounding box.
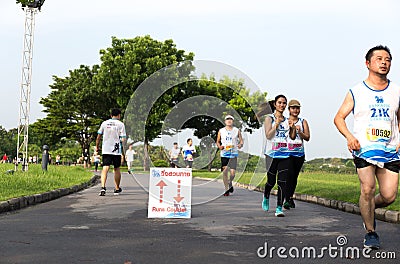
[148,167,192,218]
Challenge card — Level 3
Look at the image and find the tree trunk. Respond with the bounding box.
[143,139,150,171]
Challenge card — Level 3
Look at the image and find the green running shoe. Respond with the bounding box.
[262,197,269,211]
[275,206,285,217]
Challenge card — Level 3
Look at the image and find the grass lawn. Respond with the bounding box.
[193,170,400,211]
[0,164,93,202]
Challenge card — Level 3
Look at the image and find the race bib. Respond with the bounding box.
[366,127,391,142]
[225,144,233,151]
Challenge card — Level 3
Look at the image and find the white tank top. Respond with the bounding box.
[220,127,239,158]
[288,117,305,157]
[264,114,290,159]
[351,81,400,165]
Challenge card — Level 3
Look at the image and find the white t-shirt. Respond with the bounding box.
[98,118,126,155]
[170,147,181,160]
[219,127,240,158]
[125,149,135,162]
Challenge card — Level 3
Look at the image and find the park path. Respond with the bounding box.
[0,172,399,264]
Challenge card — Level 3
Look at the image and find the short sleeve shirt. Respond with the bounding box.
[98,118,126,155]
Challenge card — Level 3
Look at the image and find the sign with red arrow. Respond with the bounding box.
[148,168,192,218]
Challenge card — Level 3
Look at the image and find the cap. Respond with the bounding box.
[288,99,301,107]
[225,115,234,120]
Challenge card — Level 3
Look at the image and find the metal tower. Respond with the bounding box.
[16,5,40,171]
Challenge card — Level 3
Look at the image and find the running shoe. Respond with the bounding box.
[262,197,269,211]
[127,170,132,175]
[288,198,296,208]
[223,190,230,196]
[229,186,234,193]
[99,187,106,196]
[275,206,285,217]
[114,187,122,196]
[283,201,291,210]
[364,231,380,249]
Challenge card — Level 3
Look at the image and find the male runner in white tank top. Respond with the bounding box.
[334,45,400,249]
[216,115,243,196]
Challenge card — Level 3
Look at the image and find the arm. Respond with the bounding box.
[396,110,400,152]
[288,119,297,140]
[237,130,244,149]
[216,131,224,150]
[264,116,278,140]
[299,119,310,141]
[95,134,102,152]
[333,91,360,152]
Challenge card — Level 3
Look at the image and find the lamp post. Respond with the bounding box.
[15,0,45,171]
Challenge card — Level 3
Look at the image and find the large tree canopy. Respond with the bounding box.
[32,64,102,152]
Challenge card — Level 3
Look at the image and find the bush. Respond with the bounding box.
[152,159,169,167]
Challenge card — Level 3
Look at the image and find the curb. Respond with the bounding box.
[0,175,100,215]
[195,177,400,224]
[234,181,400,224]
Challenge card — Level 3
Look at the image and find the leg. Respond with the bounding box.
[276,158,290,207]
[222,166,229,191]
[264,158,278,198]
[375,167,398,208]
[101,166,110,188]
[358,166,377,232]
[114,167,121,190]
[229,168,236,188]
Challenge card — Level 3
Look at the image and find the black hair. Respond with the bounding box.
[365,45,392,62]
[173,142,178,145]
[187,138,192,143]
[111,108,121,117]
[256,94,287,118]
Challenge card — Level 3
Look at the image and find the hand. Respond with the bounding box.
[238,143,243,149]
[276,115,284,124]
[396,144,400,152]
[295,125,301,132]
[347,135,360,152]
[218,145,224,150]
[288,119,294,128]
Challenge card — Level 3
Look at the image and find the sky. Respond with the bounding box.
[1,0,400,160]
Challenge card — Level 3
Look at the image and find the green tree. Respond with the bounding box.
[33,64,103,153]
[100,36,195,170]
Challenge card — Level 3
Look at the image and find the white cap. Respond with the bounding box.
[225,115,234,120]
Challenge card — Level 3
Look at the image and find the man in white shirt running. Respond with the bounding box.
[96,109,127,196]
[334,45,400,249]
[216,115,243,196]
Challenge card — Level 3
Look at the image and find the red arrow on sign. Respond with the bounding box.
[174,179,184,203]
[156,180,167,203]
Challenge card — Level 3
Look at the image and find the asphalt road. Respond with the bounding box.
[0,172,399,264]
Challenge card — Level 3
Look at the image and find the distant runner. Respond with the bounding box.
[334,45,400,249]
[182,138,196,168]
[216,115,243,196]
[169,142,181,168]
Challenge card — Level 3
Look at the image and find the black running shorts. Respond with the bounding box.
[102,154,122,168]
[353,156,400,173]
[221,157,237,170]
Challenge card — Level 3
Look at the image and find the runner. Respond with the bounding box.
[182,138,196,168]
[96,108,127,196]
[284,99,310,209]
[258,95,296,217]
[125,144,135,173]
[216,115,243,196]
[169,142,181,168]
[334,45,400,249]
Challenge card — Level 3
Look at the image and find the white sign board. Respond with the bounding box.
[148,167,192,218]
